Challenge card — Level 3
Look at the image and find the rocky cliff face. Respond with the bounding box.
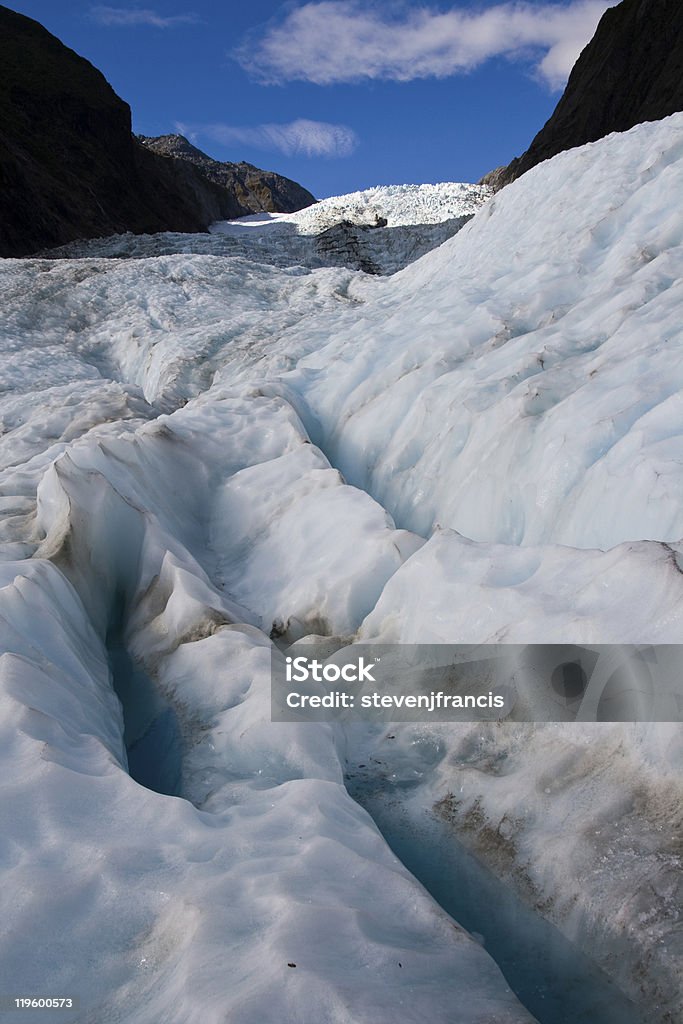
[138,135,316,215]
[0,6,314,257]
[486,0,683,188]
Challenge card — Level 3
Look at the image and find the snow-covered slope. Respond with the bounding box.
[1,118,683,1022]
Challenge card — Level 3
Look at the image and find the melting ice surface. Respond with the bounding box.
[347,774,650,1024]
[1,124,683,1022]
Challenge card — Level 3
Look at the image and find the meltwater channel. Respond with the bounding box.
[347,773,652,1024]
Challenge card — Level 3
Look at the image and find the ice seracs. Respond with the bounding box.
[50,181,490,275]
[214,181,491,232]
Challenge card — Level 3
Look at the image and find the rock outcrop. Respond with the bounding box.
[138,135,316,215]
[487,0,683,189]
[0,5,314,256]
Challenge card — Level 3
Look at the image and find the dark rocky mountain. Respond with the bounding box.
[485,0,683,189]
[0,6,314,257]
[138,135,315,215]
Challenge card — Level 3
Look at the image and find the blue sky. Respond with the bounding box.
[7,1,617,198]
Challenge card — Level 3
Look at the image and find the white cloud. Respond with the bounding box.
[176,119,359,159]
[236,1,618,91]
[90,6,199,27]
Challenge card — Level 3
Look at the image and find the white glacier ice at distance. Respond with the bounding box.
[213,181,491,232]
[1,117,683,1022]
[48,182,490,276]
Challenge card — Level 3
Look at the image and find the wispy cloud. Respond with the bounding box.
[236,1,617,91]
[90,6,199,27]
[176,119,359,159]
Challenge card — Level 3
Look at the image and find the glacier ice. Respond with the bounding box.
[46,182,490,276]
[1,119,683,1021]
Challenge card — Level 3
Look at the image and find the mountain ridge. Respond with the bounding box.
[484,0,683,189]
[138,134,315,215]
[0,5,314,257]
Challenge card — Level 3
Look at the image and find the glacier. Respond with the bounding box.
[43,181,489,277]
[1,121,682,1022]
